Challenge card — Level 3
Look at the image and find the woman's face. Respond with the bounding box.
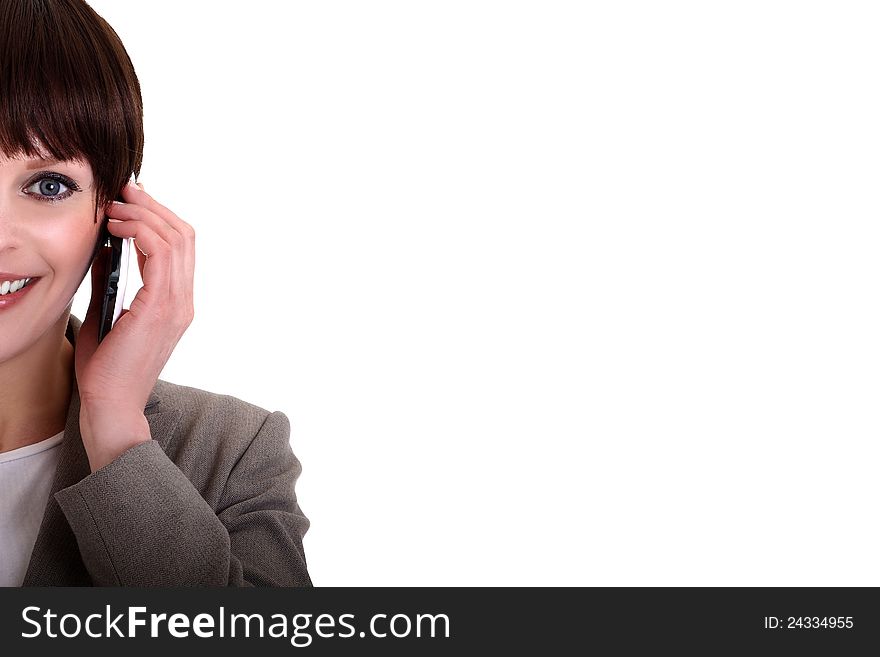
[0,151,103,360]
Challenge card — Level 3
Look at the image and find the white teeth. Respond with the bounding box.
[0,278,30,296]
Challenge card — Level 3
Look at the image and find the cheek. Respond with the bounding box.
[26,212,102,275]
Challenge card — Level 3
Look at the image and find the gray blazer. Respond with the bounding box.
[21,314,312,587]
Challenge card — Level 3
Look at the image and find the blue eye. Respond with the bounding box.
[25,172,81,203]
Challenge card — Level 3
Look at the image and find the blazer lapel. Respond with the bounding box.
[21,313,176,586]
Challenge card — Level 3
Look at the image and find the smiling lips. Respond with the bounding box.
[0,276,38,307]
[0,277,32,295]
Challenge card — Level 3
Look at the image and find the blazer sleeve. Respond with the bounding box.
[53,410,313,587]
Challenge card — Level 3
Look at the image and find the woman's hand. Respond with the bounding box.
[75,179,195,472]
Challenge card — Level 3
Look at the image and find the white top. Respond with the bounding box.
[0,430,66,587]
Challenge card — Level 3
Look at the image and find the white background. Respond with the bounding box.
[79,1,880,585]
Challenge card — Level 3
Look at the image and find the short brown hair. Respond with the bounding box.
[0,0,143,224]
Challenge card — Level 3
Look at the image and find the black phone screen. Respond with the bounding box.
[94,194,126,343]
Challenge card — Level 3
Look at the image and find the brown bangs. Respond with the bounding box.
[0,0,144,222]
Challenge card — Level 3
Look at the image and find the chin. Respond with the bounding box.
[0,296,67,354]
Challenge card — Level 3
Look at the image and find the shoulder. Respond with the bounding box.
[151,377,281,433]
[146,379,294,500]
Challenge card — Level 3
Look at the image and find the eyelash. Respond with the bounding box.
[24,171,82,204]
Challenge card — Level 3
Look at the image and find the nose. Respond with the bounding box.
[0,190,27,246]
[0,224,22,256]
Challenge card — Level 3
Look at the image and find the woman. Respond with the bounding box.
[0,0,311,586]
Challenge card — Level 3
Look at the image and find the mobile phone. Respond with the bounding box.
[95,194,132,343]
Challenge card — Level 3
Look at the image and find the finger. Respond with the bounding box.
[106,201,179,245]
[106,220,172,301]
[107,222,190,328]
[119,181,194,240]
[118,183,195,308]
[106,200,193,298]
[110,187,195,317]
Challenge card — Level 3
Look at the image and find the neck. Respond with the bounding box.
[0,311,74,454]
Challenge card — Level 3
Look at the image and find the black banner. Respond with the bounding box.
[0,587,876,653]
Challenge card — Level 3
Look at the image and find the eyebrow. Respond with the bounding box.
[25,158,63,170]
